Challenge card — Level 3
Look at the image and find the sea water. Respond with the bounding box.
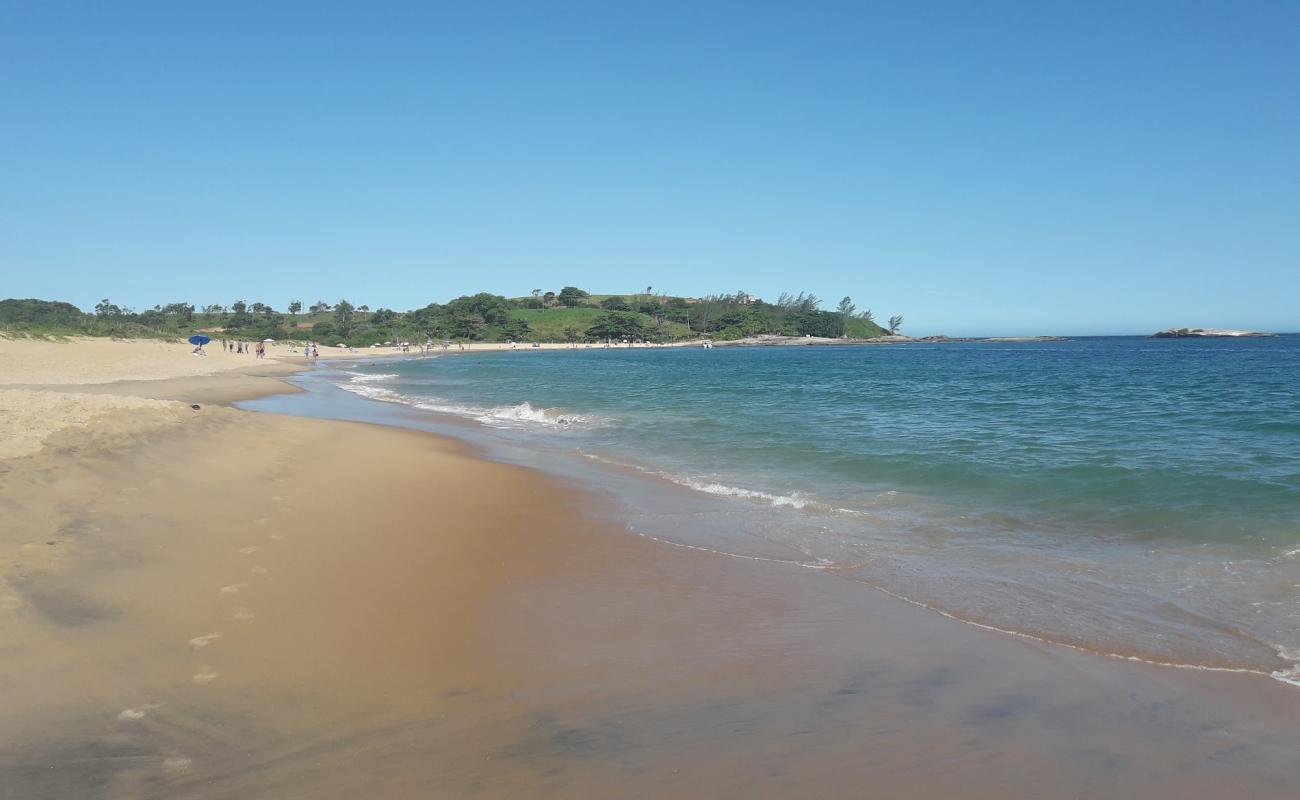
[318,337,1299,683]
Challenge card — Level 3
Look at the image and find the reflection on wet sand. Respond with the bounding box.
[2,406,1298,798]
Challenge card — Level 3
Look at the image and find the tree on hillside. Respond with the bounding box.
[250,302,271,315]
[557,286,589,307]
[202,304,225,315]
[837,296,856,337]
[888,315,904,334]
[587,309,650,340]
[161,302,195,323]
[95,299,124,317]
[503,318,531,342]
[229,300,251,328]
[446,293,510,326]
[543,291,557,308]
[309,300,331,315]
[777,291,821,313]
[586,311,650,342]
[288,300,302,317]
[858,308,875,324]
[334,299,356,328]
[562,325,582,343]
[600,296,631,311]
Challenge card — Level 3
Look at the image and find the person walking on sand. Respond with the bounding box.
[311,344,319,359]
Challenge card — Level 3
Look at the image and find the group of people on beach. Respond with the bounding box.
[219,339,273,358]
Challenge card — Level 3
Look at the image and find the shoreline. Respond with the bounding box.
[3,338,1300,797]
[300,352,1300,685]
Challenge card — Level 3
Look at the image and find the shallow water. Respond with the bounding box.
[252,336,1300,683]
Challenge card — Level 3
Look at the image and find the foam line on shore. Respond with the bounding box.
[628,526,1300,688]
[628,531,870,570]
[578,451,893,515]
[338,372,606,430]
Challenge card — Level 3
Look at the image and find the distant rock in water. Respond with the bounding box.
[915,335,1068,343]
[1152,327,1275,338]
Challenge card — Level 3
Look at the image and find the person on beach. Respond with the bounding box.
[312,344,319,359]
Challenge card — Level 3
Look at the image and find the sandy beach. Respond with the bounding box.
[2,336,1299,798]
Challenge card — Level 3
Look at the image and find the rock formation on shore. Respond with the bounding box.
[1152,328,1275,338]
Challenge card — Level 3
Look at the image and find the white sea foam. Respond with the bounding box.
[1270,645,1300,686]
[1270,663,1300,687]
[578,452,869,515]
[334,372,1300,692]
[338,376,605,430]
[671,478,822,510]
[629,530,866,570]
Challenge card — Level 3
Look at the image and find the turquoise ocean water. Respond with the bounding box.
[296,336,1300,684]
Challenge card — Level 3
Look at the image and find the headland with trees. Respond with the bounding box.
[0,288,903,346]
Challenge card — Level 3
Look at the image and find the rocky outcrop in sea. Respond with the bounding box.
[1152,328,1275,338]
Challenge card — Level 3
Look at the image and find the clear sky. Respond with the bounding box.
[2,1,1297,336]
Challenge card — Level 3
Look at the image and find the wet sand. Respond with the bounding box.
[1,369,1299,797]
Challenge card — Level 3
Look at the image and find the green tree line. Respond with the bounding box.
[1,288,898,345]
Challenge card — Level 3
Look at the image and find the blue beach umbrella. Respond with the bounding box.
[188,334,210,346]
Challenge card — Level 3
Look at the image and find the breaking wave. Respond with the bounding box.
[339,372,605,430]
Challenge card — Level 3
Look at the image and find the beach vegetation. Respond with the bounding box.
[585,311,651,341]
[2,288,891,345]
[837,296,856,337]
[557,286,590,307]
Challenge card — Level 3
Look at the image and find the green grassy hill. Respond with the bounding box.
[3,291,893,345]
[507,307,694,341]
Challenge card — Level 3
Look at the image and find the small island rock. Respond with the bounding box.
[1152,327,1275,338]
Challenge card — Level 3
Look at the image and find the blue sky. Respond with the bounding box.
[2,1,1297,336]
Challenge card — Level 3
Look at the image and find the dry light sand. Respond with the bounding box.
[1,335,1299,798]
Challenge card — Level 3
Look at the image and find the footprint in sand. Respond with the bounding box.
[192,670,219,684]
[237,545,261,555]
[233,606,255,621]
[276,506,293,514]
[188,633,222,649]
[269,532,287,541]
[250,564,268,575]
[118,708,147,721]
[219,583,248,595]
[162,756,193,771]
[271,495,287,501]
[253,517,271,526]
